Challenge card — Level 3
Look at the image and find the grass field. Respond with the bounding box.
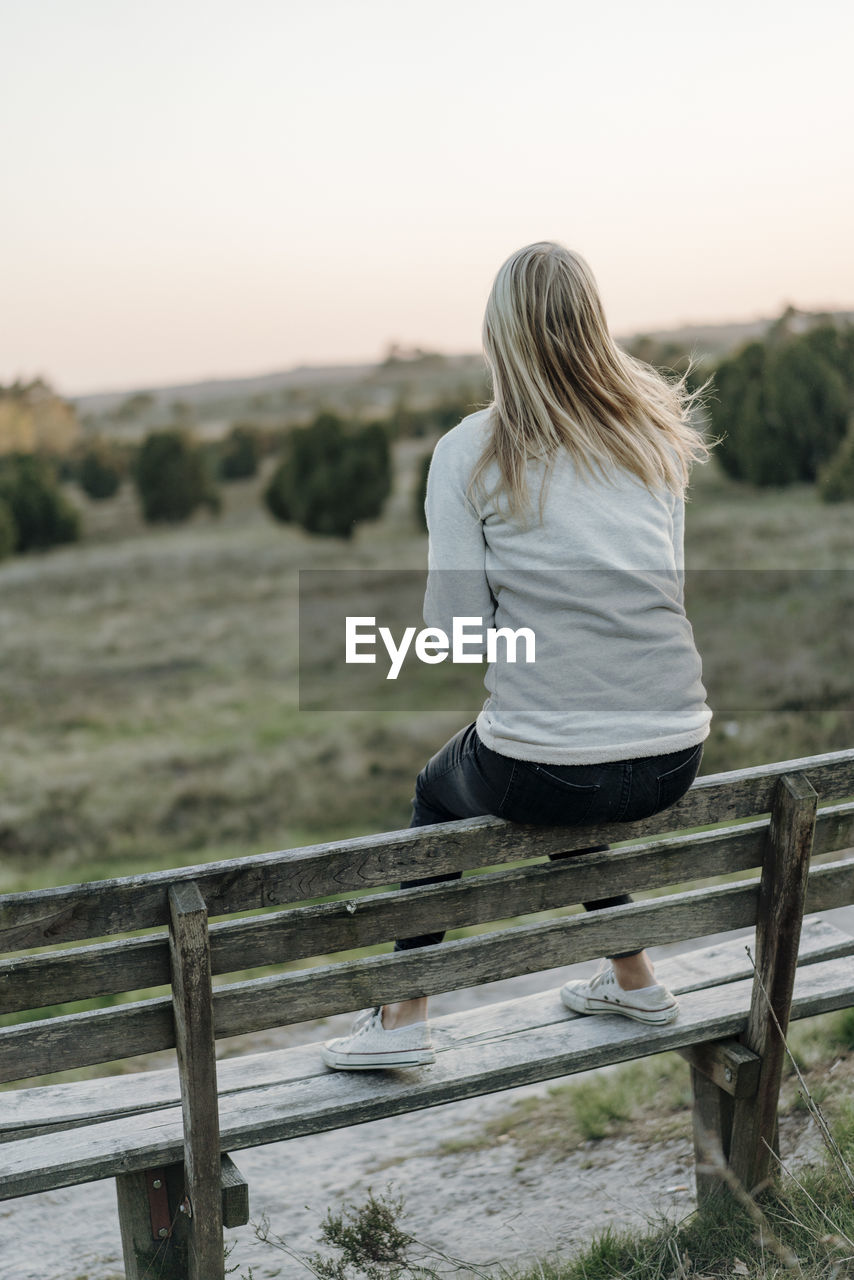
[1,444,853,894]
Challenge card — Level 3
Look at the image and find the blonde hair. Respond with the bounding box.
[472,241,714,516]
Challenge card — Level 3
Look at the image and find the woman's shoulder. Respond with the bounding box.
[431,407,493,468]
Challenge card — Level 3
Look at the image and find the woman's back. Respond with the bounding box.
[424,408,711,764]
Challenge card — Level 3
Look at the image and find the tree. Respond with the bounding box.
[818,424,854,502]
[264,413,392,539]
[0,453,81,551]
[78,440,123,500]
[134,429,220,523]
[218,423,261,481]
[114,391,156,423]
[414,451,431,531]
[0,499,16,561]
[710,318,854,486]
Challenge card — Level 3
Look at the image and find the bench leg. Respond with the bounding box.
[690,1067,734,1204]
[115,1162,190,1280]
[115,1155,249,1279]
[728,773,816,1195]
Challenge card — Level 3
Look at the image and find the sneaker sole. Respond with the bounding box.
[560,988,678,1025]
[320,1046,436,1070]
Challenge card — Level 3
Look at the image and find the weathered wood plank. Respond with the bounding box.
[2,953,852,1200]
[0,876,758,1081]
[729,774,817,1193]
[678,1039,760,1098]
[2,751,852,952]
[115,1162,190,1280]
[4,805,853,1017]
[168,883,224,1280]
[3,915,847,1140]
[115,1155,247,1276]
[0,820,776,1014]
[208,857,854,1039]
[3,860,852,1085]
[0,997,173,1085]
[803,857,854,913]
[220,1153,249,1229]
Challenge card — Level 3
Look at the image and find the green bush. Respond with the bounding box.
[0,453,81,551]
[0,498,17,561]
[134,429,220,523]
[710,318,853,486]
[218,422,261,481]
[264,413,392,539]
[414,451,431,531]
[78,440,123,500]
[818,423,854,502]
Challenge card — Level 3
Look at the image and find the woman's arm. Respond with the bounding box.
[422,433,496,642]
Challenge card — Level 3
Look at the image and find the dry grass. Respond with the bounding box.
[0,451,853,892]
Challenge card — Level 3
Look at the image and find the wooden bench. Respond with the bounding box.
[2,748,854,1280]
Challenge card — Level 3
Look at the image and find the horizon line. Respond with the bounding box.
[13,301,854,403]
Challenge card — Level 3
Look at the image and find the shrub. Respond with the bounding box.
[710,318,853,486]
[0,453,81,551]
[218,422,261,481]
[134,429,220,523]
[818,423,854,502]
[414,451,431,531]
[264,413,392,539]
[78,440,123,500]
[0,498,17,561]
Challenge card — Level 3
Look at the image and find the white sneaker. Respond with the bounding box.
[560,965,678,1025]
[321,1006,436,1070]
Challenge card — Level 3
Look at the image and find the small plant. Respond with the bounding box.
[78,439,123,500]
[0,497,16,560]
[414,451,431,531]
[0,452,81,551]
[264,413,392,539]
[219,422,261,481]
[818,423,854,503]
[133,428,221,523]
[251,1185,495,1279]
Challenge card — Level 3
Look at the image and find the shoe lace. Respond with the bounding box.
[355,1008,385,1038]
[350,1006,382,1035]
[587,965,616,994]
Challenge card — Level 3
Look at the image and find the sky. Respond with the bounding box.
[2,0,853,395]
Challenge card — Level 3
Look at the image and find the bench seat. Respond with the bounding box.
[3,915,852,1200]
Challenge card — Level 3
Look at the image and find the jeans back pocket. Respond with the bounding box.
[655,743,704,812]
[504,761,604,826]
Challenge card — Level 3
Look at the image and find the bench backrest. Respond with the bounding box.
[2,749,853,1085]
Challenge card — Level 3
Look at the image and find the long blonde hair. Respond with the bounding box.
[472,241,714,515]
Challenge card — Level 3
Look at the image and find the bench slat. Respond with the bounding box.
[2,915,849,1141]
[4,803,854,1016]
[208,861,853,1039]
[2,861,851,1084]
[2,953,851,1199]
[2,751,853,953]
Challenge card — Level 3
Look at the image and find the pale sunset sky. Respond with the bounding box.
[2,0,852,395]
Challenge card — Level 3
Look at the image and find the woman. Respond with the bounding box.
[322,241,713,1071]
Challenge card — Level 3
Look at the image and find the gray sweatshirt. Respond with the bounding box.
[423,409,712,764]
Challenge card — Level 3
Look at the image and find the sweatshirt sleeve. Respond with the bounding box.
[422,431,496,643]
[670,489,687,605]
[670,494,685,567]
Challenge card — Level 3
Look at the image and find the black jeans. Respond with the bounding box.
[395,722,704,959]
